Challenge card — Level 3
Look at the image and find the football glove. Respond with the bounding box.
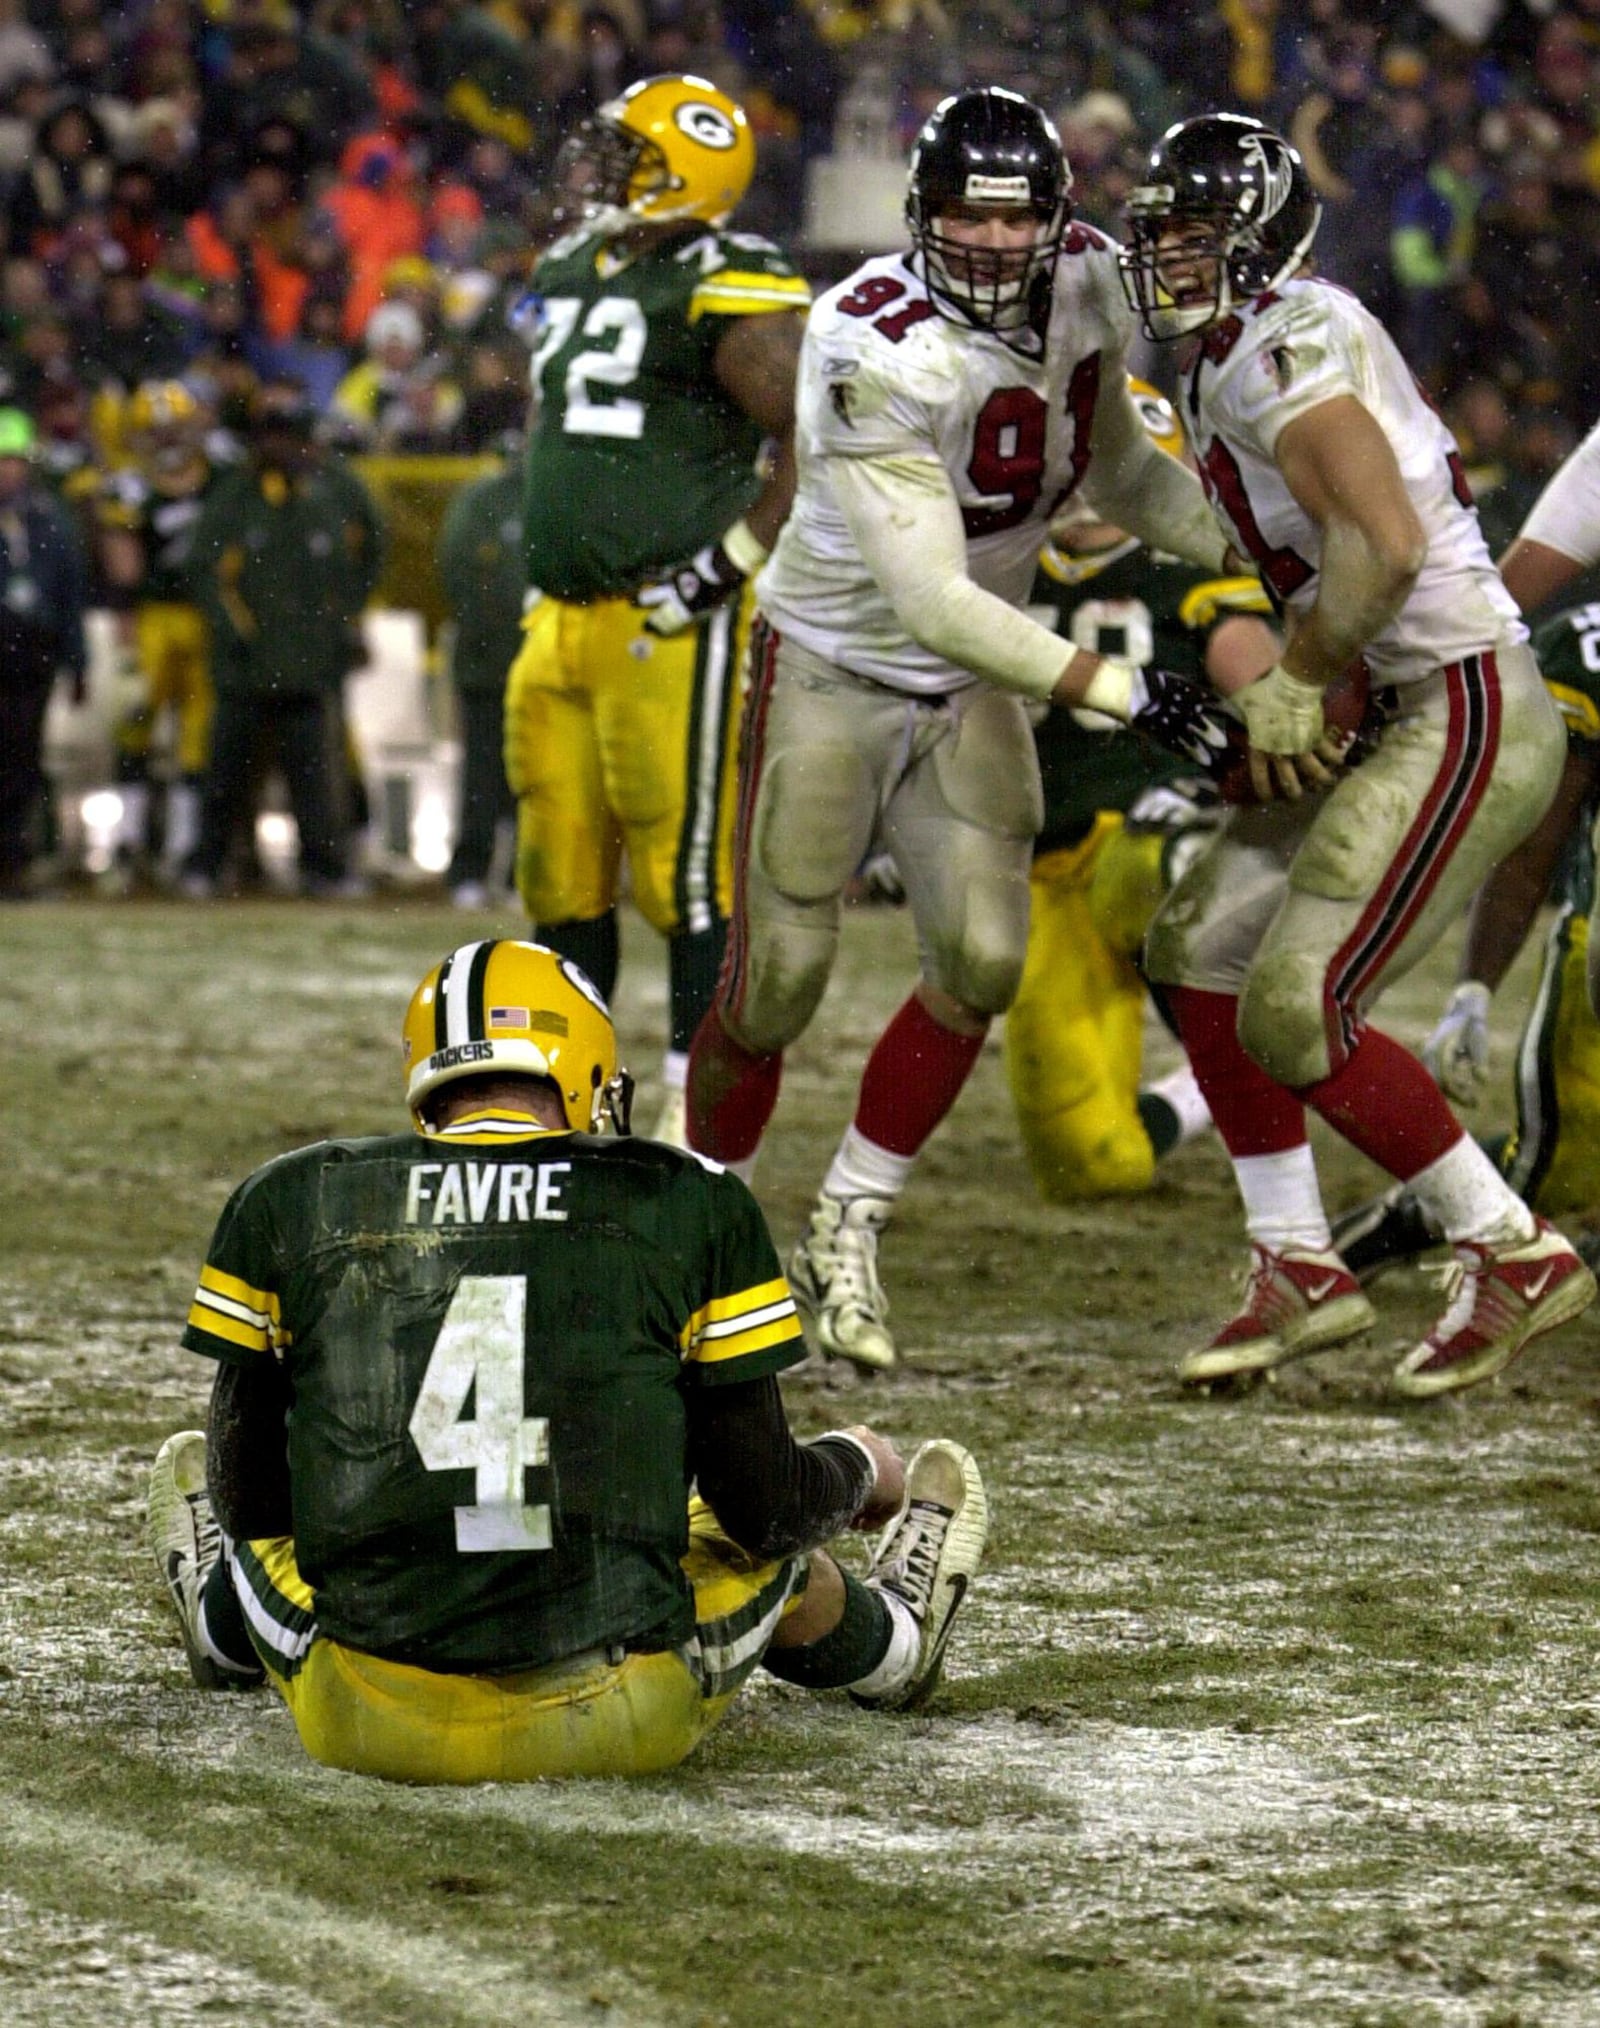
[1125,666,1237,780]
[1234,662,1326,755]
[635,518,769,637]
[1421,980,1492,1106]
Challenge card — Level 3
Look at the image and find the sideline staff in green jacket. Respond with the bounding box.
[182,380,383,897]
[436,450,523,907]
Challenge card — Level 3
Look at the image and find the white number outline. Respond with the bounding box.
[529,294,649,440]
[408,1274,552,1553]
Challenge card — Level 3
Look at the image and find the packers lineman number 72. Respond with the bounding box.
[408,1275,552,1552]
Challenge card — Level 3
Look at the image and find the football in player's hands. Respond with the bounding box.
[1128,662,1381,805]
[1212,660,1381,806]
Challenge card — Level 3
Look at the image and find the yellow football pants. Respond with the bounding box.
[116,603,213,775]
[1003,814,1169,1201]
[233,1500,804,1784]
[504,586,749,936]
[1504,902,1600,1217]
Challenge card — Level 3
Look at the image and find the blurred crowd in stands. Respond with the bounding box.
[2,0,1599,899]
[0,1,1595,533]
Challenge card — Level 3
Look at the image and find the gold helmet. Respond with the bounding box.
[402,940,633,1134]
[1127,376,1185,459]
[127,378,205,484]
[549,74,755,237]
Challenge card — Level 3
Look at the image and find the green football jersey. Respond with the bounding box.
[1532,594,1600,914]
[1027,540,1274,855]
[182,1117,805,1673]
[521,226,810,602]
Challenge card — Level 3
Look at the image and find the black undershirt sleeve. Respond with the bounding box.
[686,1372,874,1561]
[207,1358,294,1541]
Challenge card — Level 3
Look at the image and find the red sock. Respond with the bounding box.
[685,1006,782,1162]
[853,993,987,1157]
[1296,1025,1464,1179]
[1166,985,1307,1158]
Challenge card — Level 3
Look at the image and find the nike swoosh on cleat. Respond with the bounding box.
[1523,1264,1559,1302]
[1303,1275,1343,1302]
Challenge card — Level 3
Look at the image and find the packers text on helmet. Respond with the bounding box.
[402,940,633,1134]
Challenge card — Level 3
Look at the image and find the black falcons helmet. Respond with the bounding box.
[1120,113,1321,342]
[906,88,1071,351]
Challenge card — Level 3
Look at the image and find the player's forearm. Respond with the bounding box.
[1282,516,1421,686]
[832,452,1070,699]
[1086,428,1230,574]
[207,1359,294,1540]
[740,431,796,555]
[687,1374,874,1558]
[1499,536,1585,617]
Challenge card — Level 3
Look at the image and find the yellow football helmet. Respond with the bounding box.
[403,940,633,1134]
[1127,376,1186,459]
[549,74,755,236]
[127,379,205,485]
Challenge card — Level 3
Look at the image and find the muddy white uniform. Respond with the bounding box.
[1145,278,1565,1088]
[723,229,1223,1047]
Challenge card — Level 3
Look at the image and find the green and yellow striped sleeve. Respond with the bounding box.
[688,269,813,322]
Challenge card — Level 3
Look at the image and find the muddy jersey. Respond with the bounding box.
[757,227,1134,695]
[181,1118,804,1673]
[1182,277,1524,685]
[1028,539,1272,852]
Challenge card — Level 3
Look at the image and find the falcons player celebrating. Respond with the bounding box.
[1122,112,1595,1396]
[685,87,1252,1370]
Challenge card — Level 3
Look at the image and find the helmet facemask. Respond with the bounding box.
[547,116,676,238]
[1120,123,1322,342]
[914,196,1066,346]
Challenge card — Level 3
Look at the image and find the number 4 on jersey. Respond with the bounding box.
[409,1274,552,1552]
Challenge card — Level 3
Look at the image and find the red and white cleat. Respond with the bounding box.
[1180,1245,1376,1388]
[1392,1218,1597,1399]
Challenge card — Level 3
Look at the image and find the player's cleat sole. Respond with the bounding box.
[1180,1245,1375,1387]
[1392,1221,1597,1399]
[852,1439,987,1712]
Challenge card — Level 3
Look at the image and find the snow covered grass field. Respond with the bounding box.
[3,896,1599,2026]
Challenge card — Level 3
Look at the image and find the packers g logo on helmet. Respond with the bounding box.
[549,74,755,236]
[403,941,634,1135]
[1127,376,1186,460]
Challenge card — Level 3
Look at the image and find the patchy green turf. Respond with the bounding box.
[3,895,1600,2027]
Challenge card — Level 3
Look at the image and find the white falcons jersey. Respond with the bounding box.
[1183,277,1524,686]
[1521,411,1600,569]
[757,229,1134,695]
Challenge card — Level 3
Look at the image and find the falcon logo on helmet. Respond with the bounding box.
[403,940,634,1135]
[1119,113,1321,342]
[547,74,756,239]
[905,87,1071,354]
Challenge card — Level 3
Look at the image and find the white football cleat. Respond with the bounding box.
[788,1190,896,1370]
[1393,1218,1596,1398]
[1180,1244,1375,1387]
[853,1440,988,1711]
[146,1430,246,1691]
